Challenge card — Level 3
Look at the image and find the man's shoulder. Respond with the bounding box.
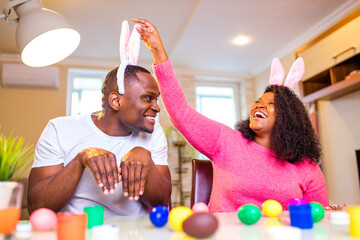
[48,115,90,129]
[49,115,88,123]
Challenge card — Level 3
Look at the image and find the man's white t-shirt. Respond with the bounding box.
[33,115,168,217]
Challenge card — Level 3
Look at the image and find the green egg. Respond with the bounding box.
[237,204,261,225]
[310,202,325,223]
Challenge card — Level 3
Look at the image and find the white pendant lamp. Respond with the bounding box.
[1,0,80,67]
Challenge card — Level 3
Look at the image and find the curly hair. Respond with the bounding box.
[236,85,321,164]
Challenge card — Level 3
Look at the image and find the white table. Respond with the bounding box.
[103,211,351,240]
[8,211,352,240]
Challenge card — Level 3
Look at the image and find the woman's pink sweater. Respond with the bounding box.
[153,59,329,212]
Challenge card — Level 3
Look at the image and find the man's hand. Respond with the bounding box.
[120,147,152,201]
[77,148,120,194]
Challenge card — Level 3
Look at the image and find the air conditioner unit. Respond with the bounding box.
[1,63,59,88]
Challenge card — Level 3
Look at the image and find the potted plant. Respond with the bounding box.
[0,129,34,181]
[0,129,34,234]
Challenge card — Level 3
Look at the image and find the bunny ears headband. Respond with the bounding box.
[269,57,305,89]
[116,20,141,94]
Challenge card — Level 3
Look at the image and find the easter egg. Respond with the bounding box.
[149,206,169,227]
[237,204,261,225]
[182,213,218,238]
[262,200,283,217]
[29,208,57,231]
[168,206,193,232]
[192,202,209,213]
[309,202,325,223]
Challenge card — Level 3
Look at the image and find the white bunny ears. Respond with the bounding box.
[269,57,305,89]
[116,20,141,94]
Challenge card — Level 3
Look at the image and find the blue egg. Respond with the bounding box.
[149,206,169,227]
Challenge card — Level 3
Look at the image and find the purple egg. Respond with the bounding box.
[182,213,218,238]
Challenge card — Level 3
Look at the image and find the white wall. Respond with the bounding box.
[318,90,360,205]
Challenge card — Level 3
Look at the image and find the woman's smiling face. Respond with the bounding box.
[249,92,276,137]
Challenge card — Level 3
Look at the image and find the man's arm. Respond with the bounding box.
[28,148,120,214]
[28,160,84,214]
[141,164,171,208]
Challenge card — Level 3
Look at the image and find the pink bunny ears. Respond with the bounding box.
[269,57,305,89]
[116,20,141,94]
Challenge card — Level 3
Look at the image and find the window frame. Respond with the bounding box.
[66,68,109,116]
[195,81,242,126]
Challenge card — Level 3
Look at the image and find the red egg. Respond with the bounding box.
[29,208,57,231]
[182,213,218,238]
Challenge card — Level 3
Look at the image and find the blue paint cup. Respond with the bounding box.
[289,203,313,229]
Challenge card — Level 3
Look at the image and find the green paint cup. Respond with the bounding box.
[84,206,104,229]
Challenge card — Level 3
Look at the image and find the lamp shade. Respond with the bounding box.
[14,0,80,67]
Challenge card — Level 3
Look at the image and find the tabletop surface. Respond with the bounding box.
[8,211,352,240]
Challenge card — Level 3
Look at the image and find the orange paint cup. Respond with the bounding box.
[0,207,21,234]
[57,213,87,240]
[0,182,23,235]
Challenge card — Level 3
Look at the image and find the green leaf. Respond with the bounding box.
[0,128,34,181]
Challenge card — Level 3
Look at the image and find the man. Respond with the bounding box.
[28,65,171,217]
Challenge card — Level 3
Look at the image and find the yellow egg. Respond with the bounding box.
[169,206,193,232]
[262,200,283,217]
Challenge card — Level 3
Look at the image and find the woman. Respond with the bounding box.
[132,19,329,212]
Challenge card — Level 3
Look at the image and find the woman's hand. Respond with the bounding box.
[131,18,168,65]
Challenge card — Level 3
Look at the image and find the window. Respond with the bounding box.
[195,83,240,160]
[67,68,108,116]
[196,85,238,129]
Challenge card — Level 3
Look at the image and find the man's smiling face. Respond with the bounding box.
[119,71,160,134]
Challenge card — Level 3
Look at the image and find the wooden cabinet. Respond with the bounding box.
[300,53,360,103]
[298,13,360,103]
[299,16,360,81]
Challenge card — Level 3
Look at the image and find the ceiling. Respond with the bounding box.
[1,0,360,77]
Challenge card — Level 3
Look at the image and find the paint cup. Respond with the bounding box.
[289,204,313,229]
[57,213,87,240]
[84,205,104,229]
[0,182,23,235]
[347,206,360,238]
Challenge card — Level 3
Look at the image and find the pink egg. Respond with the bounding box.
[29,208,57,231]
[192,202,209,213]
